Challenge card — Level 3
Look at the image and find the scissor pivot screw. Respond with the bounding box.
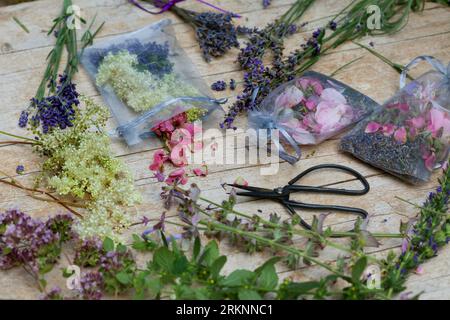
[275,188,283,194]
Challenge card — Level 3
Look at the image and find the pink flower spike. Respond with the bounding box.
[166,168,188,185]
[424,152,436,171]
[234,176,248,186]
[150,149,168,171]
[365,121,382,134]
[393,127,407,144]
[382,124,396,136]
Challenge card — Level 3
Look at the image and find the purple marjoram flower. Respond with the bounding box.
[79,272,104,300]
[16,165,25,175]
[211,80,227,91]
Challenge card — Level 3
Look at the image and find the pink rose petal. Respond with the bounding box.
[408,116,425,129]
[320,88,347,105]
[393,127,407,144]
[427,107,450,138]
[424,152,436,171]
[382,124,396,136]
[275,86,304,109]
[365,121,382,134]
[305,99,317,111]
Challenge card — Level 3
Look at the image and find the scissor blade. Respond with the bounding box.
[227,183,273,193]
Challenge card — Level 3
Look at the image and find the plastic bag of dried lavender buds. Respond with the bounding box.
[341,56,450,184]
[81,19,224,146]
[248,71,379,163]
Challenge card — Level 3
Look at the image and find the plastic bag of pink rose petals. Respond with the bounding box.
[248,71,378,164]
[341,56,450,184]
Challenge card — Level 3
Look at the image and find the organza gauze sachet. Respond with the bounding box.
[248,71,379,163]
[341,57,450,184]
[81,19,224,146]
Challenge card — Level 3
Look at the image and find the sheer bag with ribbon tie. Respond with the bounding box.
[341,56,450,184]
[81,19,224,147]
[248,71,379,164]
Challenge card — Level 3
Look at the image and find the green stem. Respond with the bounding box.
[200,218,349,280]
[0,130,37,143]
[199,196,402,239]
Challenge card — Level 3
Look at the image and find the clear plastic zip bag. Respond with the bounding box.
[248,71,379,163]
[81,19,224,146]
[341,56,450,184]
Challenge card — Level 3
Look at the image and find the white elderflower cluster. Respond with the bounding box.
[96,50,199,112]
[34,96,141,240]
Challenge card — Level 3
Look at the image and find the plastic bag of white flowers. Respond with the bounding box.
[81,19,225,146]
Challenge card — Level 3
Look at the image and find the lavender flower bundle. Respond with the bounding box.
[82,19,223,146]
[137,0,240,62]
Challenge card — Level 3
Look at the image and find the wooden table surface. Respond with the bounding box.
[0,0,450,299]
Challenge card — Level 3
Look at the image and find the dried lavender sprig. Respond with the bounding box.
[141,0,239,62]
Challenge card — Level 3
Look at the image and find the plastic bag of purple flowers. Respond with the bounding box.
[81,19,224,146]
[248,71,378,163]
[341,56,450,184]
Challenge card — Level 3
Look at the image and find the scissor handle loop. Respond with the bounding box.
[287,164,370,196]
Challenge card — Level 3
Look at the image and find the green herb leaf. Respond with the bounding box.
[116,272,132,285]
[210,256,227,279]
[352,257,368,283]
[256,262,278,291]
[103,237,114,252]
[198,240,219,267]
[221,270,255,287]
[238,289,262,300]
[153,246,175,272]
[193,237,201,261]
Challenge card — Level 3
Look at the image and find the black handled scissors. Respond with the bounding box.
[228,164,370,234]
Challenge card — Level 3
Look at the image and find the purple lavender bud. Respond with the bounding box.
[229,79,236,91]
[16,165,25,175]
[18,111,28,128]
[329,21,337,31]
[211,80,227,91]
